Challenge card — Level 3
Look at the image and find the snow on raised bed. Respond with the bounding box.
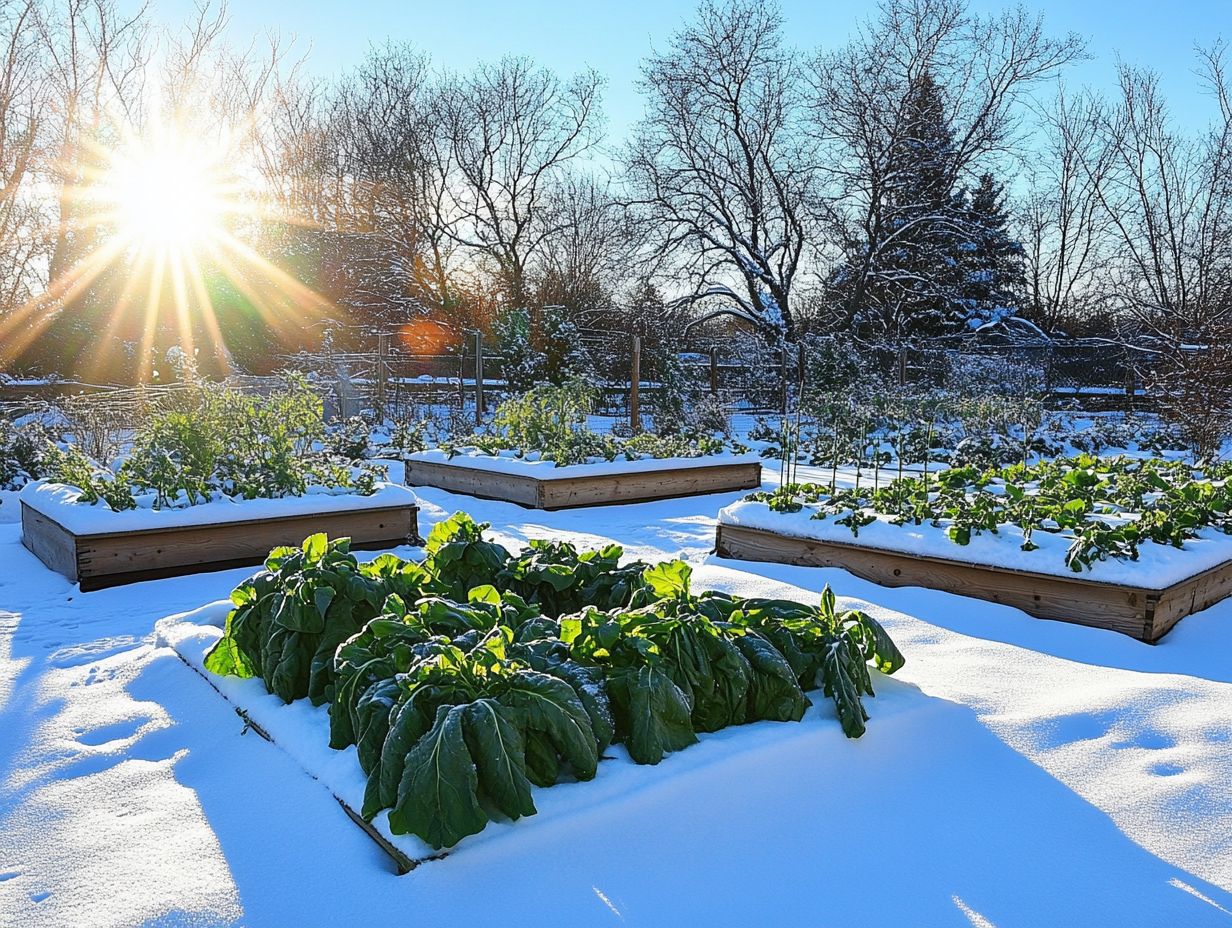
[718,497,1232,589]
[19,480,418,535]
[407,447,763,480]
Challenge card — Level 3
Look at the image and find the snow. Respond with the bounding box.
[718,498,1232,588]
[17,481,418,535]
[406,447,762,480]
[3,476,1232,926]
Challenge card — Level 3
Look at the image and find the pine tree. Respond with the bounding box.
[830,73,1028,342]
[956,173,1026,329]
[831,71,970,341]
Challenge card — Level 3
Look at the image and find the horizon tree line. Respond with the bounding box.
[0,0,1229,384]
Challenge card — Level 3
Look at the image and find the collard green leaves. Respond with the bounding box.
[204,518,907,851]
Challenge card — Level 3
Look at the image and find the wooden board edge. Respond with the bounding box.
[714,520,1173,595]
[74,534,417,592]
[409,458,763,511]
[167,647,435,875]
[20,499,80,581]
[34,501,420,543]
[713,521,1183,642]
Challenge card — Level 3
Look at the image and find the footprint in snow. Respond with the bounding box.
[1112,730,1177,751]
[76,718,145,748]
[1036,709,1118,749]
[1150,761,1185,777]
[0,870,20,882]
[30,891,51,903]
[46,636,139,669]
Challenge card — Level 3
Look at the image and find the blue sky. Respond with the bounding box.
[148,0,1229,138]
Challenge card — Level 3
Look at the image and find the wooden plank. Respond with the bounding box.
[1149,558,1232,642]
[541,462,763,509]
[406,458,762,510]
[20,502,79,581]
[713,521,1218,642]
[404,460,541,507]
[22,502,419,591]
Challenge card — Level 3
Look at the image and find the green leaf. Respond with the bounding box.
[499,671,599,781]
[366,691,438,819]
[733,632,810,723]
[314,585,337,620]
[819,635,869,739]
[608,665,697,765]
[641,560,691,600]
[468,584,501,606]
[273,595,323,634]
[203,634,257,678]
[462,699,536,821]
[302,533,328,561]
[264,627,312,703]
[354,676,401,774]
[388,704,488,849]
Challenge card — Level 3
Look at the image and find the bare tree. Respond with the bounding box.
[1093,56,1232,340]
[532,171,631,322]
[624,0,813,340]
[434,56,603,309]
[0,0,46,315]
[37,0,151,286]
[1018,86,1113,334]
[810,0,1084,335]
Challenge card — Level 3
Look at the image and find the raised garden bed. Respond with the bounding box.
[714,512,1232,642]
[156,520,905,867]
[403,450,763,509]
[19,482,420,590]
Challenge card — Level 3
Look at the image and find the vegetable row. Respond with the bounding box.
[745,454,1232,571]
[204,513,904,849]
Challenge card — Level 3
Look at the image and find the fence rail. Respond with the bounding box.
[1,335,1162,432]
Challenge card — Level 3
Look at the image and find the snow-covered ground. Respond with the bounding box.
[2,476,1232,927]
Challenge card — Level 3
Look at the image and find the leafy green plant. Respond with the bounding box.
[45,444,136,511]
[730,586,904,738]
[747,455,1232,572]
[203,534,427,704]
[54,377,384,511]
[205,519,907,850]
[0,418,56,491]
[421,512,511,601]
[498,539,647,615]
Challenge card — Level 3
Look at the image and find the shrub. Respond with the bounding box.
[0,418,56,491]
[49,377,384,510]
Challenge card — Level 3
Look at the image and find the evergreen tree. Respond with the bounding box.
[831,71,969,341]
[830,73,1028,341]
[956,173,1026,329]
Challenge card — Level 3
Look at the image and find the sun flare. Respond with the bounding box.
[105,137,227,251]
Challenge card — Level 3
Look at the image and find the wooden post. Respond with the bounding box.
[780,345,789,414]
[474,330,484,424]
[709,347,719,395]
[630,335,642,434]
[376,332,389,420]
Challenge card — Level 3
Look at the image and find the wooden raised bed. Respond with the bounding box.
[22,499,420,591]
[714,521,1232,642]
[405,457,762,510]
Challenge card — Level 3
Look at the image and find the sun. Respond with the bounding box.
[105,135,227,252]
[0,118,338,381]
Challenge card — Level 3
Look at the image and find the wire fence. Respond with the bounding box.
[1,332,1163,436]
